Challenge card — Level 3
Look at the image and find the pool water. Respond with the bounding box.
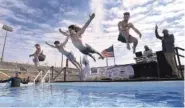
[0,81,184,107]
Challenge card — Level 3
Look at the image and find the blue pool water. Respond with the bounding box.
[0,81,184,107]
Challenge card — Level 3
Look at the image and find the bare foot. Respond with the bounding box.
[92,56,96,62]
[133,46,136,53]
[127,44,131,50]
[98,56,104,60]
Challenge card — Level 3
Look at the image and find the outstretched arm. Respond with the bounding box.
[77,13,95,36]
[29,50,41,57]
[45,42,56,48]
[60,36,69,47]
[155,25,163,40]
[21,79,29,84]
[0,78,11,83]
[118,21,123,33]
[130,23,142,38]
[29,53,34,57]
[59,28,70,37]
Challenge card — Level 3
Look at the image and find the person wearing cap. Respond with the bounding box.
[0,72,29,87]
[155,25,181,78]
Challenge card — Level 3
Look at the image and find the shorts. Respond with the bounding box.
[118,34,135,43]
[80,44,96,55]
[33,57,39,63]
[66,52,76,62]
[38,55,46,61]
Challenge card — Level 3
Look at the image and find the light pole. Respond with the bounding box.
[1,24,13,62]
[61,54,63,68]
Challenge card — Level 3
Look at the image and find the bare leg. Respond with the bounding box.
[70,60,80,69]
[87,53,96,62]
[68,53,83,81]
[70,60,83,81]
[89,47,104,59]
[120,32,130,50]
[33,57,40,70]
[127,43,131,50]
[74,60,82,71]
[95,51,104,60]
[132,37,138,53]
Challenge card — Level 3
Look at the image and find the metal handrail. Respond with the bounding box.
[41,70,51,83]
[174,53,184,58]
[175,47,184,58]
[174,46,184,78]
[175,47,185,51]
[0,71,11,78]
[52,67,65,81]
[33,70,43,84]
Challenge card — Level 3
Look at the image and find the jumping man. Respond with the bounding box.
[118,12,142,53]
[58,13,104,62]
[45,35,82,71]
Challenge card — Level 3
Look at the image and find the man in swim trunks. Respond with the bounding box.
[58,13,104,62]
[118,12,142,53]
[45,35,82,71]
[29,44,42,68]
[0,72,29,87]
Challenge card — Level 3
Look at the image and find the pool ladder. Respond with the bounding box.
[33,70,51,86]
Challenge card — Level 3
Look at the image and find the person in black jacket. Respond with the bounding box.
[0,72,30,87]
[155,25,181,78]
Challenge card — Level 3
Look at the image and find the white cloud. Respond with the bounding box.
[48,0,60,8]
[104,0,121,5]
[154,0,184,13]
[102,18,121,26]
[60,20,82,27]
[0,7,13,16]
[104,26,118,32]
[65,10,79,16]
[90,0,104,37]
[0,0,27,10]
[121,0,153,10]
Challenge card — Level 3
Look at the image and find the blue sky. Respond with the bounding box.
[0,0,184,67]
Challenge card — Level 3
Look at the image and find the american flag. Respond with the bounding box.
[101,45,114,58]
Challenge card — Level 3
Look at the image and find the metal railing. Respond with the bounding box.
[174,47,184,78]
[33,70,43,85]
[52,67,66,81]
[41,70,51,87]
[52,59,69,82]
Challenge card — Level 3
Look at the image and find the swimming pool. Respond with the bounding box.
[0,81,184,107]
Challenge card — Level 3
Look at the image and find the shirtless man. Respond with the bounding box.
[58,13,104,61]
[118,12,142,53]
[45,36,82,71]
[29,44,42,68]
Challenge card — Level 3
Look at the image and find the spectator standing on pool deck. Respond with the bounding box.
[155,25,181,78]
